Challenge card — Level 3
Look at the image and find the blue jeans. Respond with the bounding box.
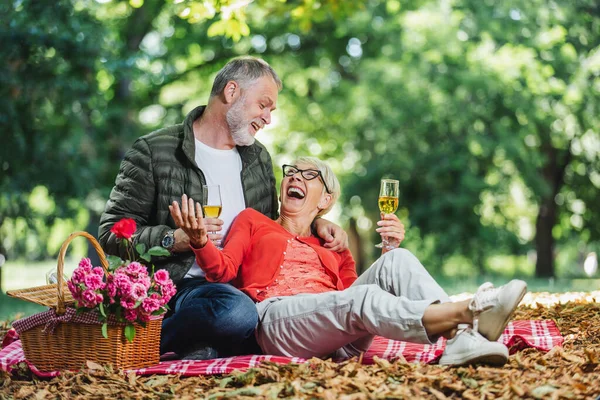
[160,278,261,357]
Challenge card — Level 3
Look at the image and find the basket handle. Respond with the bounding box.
[56,231,109,314]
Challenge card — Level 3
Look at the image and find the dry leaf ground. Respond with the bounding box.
[1,292,599,399]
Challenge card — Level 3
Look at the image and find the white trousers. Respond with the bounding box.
[255,249,450,359]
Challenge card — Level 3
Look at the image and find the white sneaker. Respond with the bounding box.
[438,325,509,366]
[469,280,527,341]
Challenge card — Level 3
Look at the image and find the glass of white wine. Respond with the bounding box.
[202,185,223,245]
[375,178,399,249]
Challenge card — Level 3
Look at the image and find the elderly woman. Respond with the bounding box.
[169,157,527,366]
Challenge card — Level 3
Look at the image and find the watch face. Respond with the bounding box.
[162,234,174,249]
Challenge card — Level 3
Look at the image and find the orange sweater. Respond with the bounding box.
[190,208,357,302]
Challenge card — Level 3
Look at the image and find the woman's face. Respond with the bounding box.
[280,162,331,218]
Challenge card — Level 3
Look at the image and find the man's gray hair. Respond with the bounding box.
[210,56,282,98]
[293,156,341,217]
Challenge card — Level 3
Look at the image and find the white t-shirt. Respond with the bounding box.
[185,139,246,278]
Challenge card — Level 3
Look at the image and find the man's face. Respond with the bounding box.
[226,76,278,146]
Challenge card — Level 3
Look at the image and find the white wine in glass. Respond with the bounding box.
[375,179,399,249]
[202,205,222,218]
[202,185,223,243]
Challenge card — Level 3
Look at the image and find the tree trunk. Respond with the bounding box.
[347,217,365,275]
[535,198,557,277]
[534,141,572,278]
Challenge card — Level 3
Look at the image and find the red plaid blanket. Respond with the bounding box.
[0,320,562,378]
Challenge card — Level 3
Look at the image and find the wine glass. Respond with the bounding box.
[375,179,399,249]
[202,185,223,245]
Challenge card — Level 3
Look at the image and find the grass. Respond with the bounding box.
[1,259,599,321]
[0,292,46,322]
[0,259,79,321]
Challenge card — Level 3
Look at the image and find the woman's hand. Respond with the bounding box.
[203,217,224,247]
[376,213,405,249]
[169,194,208,249]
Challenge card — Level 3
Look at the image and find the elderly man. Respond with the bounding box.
[99,57,348,359]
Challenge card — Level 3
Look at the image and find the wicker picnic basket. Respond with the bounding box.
[7,231,162,372]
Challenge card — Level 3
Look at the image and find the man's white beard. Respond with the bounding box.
[226,95,255,146]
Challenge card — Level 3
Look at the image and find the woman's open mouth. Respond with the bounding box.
[287,186,305,199]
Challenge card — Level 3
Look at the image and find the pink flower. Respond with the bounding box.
[130,282,147,301]
[105,277,117,298]
[78,258,93,271]
[135,275,151,290]
[160,282,177,304]
[67,280,77,294]
[125,262,146,278]
[141,297,161,314]
[71,268,87,285]
[113,273,133,296]
[84,274,105,291]
[124,309,138,322]
[153,269,170,286]
[82,289,100,308]
[120,297,137,310]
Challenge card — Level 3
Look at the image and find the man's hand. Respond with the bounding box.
[377,213,405,250]
[314,218,349,252]
[169,194,208,249]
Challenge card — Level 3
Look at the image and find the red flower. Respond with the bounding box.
[110,218,137,239]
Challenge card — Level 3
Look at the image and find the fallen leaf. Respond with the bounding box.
[511,383,526,397]
[461,376,478,389]
[585,348,598,364]
[144,375,170,388]
[531,384,557,399]
[85,360,104,371]
[428,387,448,400]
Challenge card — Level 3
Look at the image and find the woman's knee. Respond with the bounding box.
[381,248,415,263]
[382,248,426,271]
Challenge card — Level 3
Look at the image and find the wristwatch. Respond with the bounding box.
[161,230,176,251]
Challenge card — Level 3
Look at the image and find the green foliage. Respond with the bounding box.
[107,255,125,272]
[0,0,107,215]
[1,0,598,278]
[124,323,136,342]
[147,246,171,257]
[261,0,600,275]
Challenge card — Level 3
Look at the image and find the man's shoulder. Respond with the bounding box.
[241,140,273,168]
[128,124,185,157]
[141,124,184,143]
[252,139,268,151]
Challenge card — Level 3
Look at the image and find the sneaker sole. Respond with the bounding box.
[439,352,508,367]
[482,280,527,341]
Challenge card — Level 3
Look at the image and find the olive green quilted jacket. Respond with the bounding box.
[98,106,278,285]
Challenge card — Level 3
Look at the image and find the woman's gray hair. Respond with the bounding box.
[293,156,341,217]
[210,56,282,98]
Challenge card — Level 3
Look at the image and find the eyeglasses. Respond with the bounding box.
[282,164,332,194]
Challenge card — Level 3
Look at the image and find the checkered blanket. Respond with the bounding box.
[0,320,563,378]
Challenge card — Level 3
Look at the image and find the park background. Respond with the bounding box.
[1,0,599,320]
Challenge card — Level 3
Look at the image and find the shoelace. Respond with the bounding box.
[468,282,498,333]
